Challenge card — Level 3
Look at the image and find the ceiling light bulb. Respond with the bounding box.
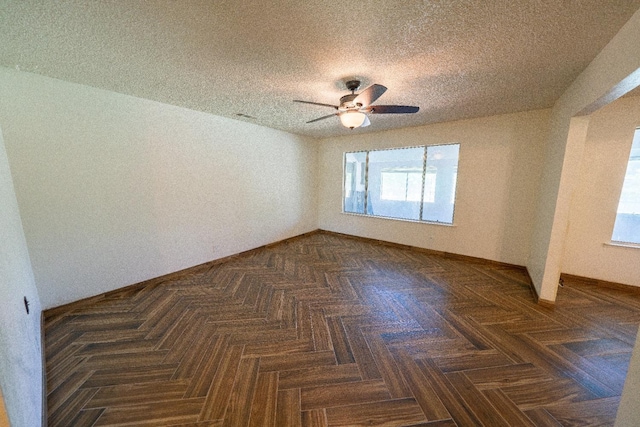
[339,111,367,129]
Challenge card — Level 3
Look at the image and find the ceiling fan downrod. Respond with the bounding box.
[345,80,361,94]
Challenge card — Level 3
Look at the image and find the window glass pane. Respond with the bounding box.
[368,147,424,220]
[422,144,460,223]
[424,167,437,203]
[380,172,408,201]
[612,130,640,244]
[343,152,367,214]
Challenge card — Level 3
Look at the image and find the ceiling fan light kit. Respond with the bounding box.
[339,111,367,129]
[294,80,419,130]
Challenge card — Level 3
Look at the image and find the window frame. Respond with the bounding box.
[342,143,460,225]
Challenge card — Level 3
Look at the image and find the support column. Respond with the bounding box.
[527,7,640,303]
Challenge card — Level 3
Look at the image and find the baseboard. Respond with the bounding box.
[536,297,556,308]
[44,230,321,319]
[525,273,639,308]
[47,228,565,318]
[41,311,47,427]
[520,268,556,308]
[318,230,547,304]
[318,229,528,269]
[560,273,640,294]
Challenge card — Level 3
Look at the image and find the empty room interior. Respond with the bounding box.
[2,1,640,426]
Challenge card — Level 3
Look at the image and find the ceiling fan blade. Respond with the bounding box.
[306,113,338,123]
[294,100,339,109]
[365,105,420,114]
[353,84,387,107]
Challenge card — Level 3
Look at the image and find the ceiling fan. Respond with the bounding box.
[294,80,419,129]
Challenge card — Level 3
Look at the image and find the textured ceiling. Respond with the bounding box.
[2,1,640,139]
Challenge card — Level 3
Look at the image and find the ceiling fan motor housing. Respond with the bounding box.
[339,93,360,110]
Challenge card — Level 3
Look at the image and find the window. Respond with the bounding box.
[612,128,640,245]
[344,152,367,214]
[343,144,460,224]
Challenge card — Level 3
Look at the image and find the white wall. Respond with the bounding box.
[318,109,550,267]
[0,67,318,309]
[0,126,43,426]
[562,96,640,286]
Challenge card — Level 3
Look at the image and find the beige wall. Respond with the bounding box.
[0,67,318,309]
[317,109,550,267]
[562,96,640,287]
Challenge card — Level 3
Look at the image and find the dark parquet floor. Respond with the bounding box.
[44,231,640,426]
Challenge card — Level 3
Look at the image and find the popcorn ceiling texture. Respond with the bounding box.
[1,0,639,139]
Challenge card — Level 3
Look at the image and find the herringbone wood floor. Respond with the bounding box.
[44,231,640,426]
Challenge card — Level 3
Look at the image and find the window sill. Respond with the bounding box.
[341,211,456,227]
[604,242,640,250]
